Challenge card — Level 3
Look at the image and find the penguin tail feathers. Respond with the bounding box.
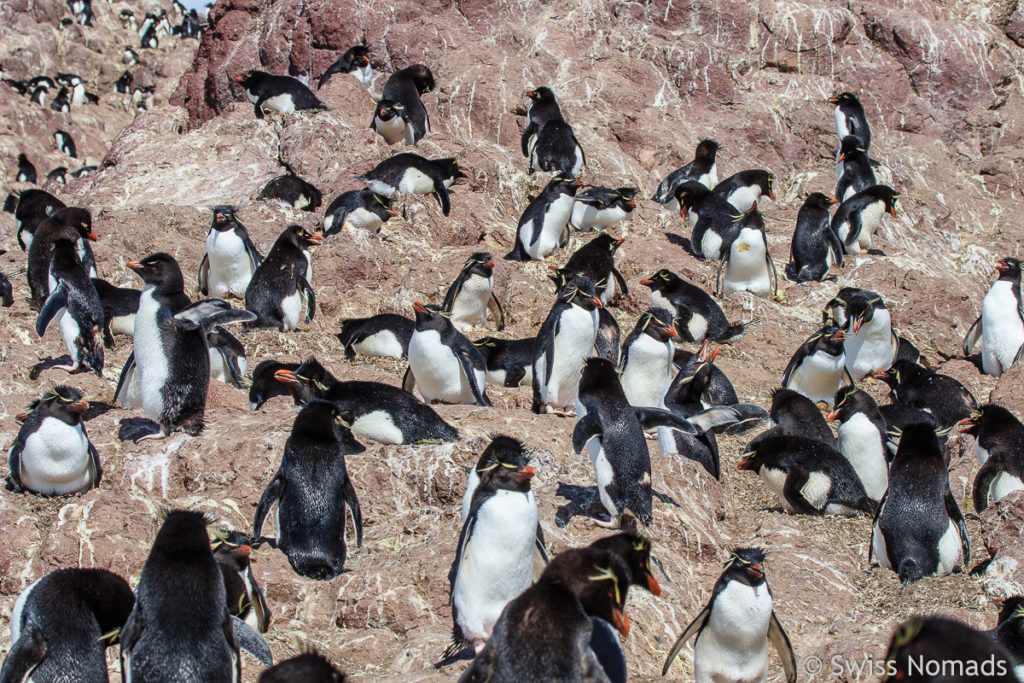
[439,636,472,662]
[504,244,528,261]
[897,558,922,586]
[720,317,761,343]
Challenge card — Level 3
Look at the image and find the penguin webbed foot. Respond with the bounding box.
[593,515,621,530]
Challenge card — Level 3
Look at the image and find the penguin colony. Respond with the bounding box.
[1,21,1024,683]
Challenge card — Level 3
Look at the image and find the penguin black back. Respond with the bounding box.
[259,174,322,211]
[13,188,65,251]
[233,70,327,118]
[317,42,370,89]
[652,138,719,205]
[883,616,1017,682]
[559,233,627,304]
[27,207,96,307]
[259,651,347,682]
[768,388,835,445]
[786,192,842,282]
[876,360,978,428]
[245,225,321,331]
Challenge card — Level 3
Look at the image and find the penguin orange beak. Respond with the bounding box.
[851,317,863,333]
[238,544,251,556]
[767,189,776,200]
[71,399,89,413]
[737,456,755,470]
[956,416,976,433]
[749,562,765,580]
[627,199,637,208]
[639,278,652,286]
[486,259,495,268]
[232,75,245,83]
[387,208,399,217]
[612,609,630,637]
[678,208,686,218]
[888,205,897,217]
[413,301,428,313]
[519,465,535,479]
[592,297,603,308]
[830,330,845,341]
[524,89,535,98]
[84,230,98,242]
[872,370,889,381]
[362,56,370,65]
[826,409,839,421]
[828,196,839,204]
[127,260,143,270]
[274,369,300,384]
[15,412,28,423]
[614,237,625,246]
[307,233,323,245]
[828,94,840,105]
[571,178,584,187]
[997,258,1008,271]
[665,325,678,337]
[836,152,847,163]
[645,571,661,596]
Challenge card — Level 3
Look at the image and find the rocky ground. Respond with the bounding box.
[2,0,1024,680]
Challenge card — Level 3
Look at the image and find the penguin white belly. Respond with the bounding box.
[837,414,888,501]
[981,281,1024,376]
[117,365,142,408]
[409,330,473,403]
[260,94,296,115]
[540,307,597,409]
[572,203,628,232]
[853,200,884,251]
[56,308,82,364]
[208,348,229,383]
[281,291,302,332]
[785,350,845,406]
[352,410,404,445]
[650,292,676,320]
[461,470,481,523]
[935,519,962,575]
[355,64,373,86]
[354,330,404,358]
[375,115,408,145]
[844,311,894,381]
[450,276,492,330]
[992,472,1024,504]
[525,193,574,260]
[701,166,718,189]
[110,314,135,337]
[19,419,93,495]
[694,581,772,683]
[872,516,891,570]
[341,207,384,233]
[21,231,34,251]
[701,229,724,262]
[801,471,832,511]
[663,197,681,213]
[452,490,538,642]
[722,228,771,297]
[571,144,585,177]
[398,168,436,196]
[577,401,618,519]
[207,230,255,298]
[70,83,85,106]
[365,180,396,197]
[760,466,795,513]
[134,289,169,421]
[724,186,760,213]
[974,441,990,465]
[621,338,674,407]
[9,574,46,641]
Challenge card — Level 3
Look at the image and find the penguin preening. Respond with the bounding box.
[323,189,398,235]
[371,64,433,145]
[317,42,372,89]
[521,86,585,177]
[964,257,1024,377]
[12,188,66,251]
[233,70,327,119]
[6,385,101,496]
[474,336,535,388]
[766,387,836,447]
[407,302,490,406]
[0,568,134,682]
[442,252,505,331]
[662,548,797,683]
[337,313,414,359]
[531,275,600,415]
[652,139,719,211]
[253,400,364,580]
[505,175,584,261]
[248,360,299,410]
[198,205,263,299]
[359,153,466,217]
[786,192,843,283]
[245,224,320,331]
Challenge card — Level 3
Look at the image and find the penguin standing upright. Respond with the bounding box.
[573,357,700,528]
[123,253,255,439]
[258,174,322,211]
[781,325,852,406]
[712,169,776,213]
[245,225,320,331]
[831,185,898,254]
[53,130,76,158]
[674,181,742,262]
[556,232,628,305]
[829,92,871,152]
[253,400,364,580]
[27,207,97,308]
[0,568,134,682]
[322,189,398,235]
[663,548,797,682]
[964,257,1024,377]
[233,70,327,118]
[962,405,1024,512]
[827,387,889,501]
[504,176,584,261]
[834,136,875,202]
[407,302,490,406]
[786,192,842,282]
[569,186,637,231]
[16,153,37,183]
[449,436,544,654]
[842,291,898,381]
[337,313,414,359]
[212,534,271,633]
[871,424,970,583]
[531,276,600,415]
[641,269,752,343]
[359,153,465,217]
[35,238,105,375]
[317,42,372,89]
[716,203,777,298]
[6,385,101,496]
[442,252,505,331]
[652,139,719,210]
[618,308,677,408]
[12,188,65,251]
[120,511,250,681]
[371,64,433,145]
[198,205,263,299]
[521,87,585,177]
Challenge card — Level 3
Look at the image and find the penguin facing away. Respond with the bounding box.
[198,205,263,299]
[834,135,875,202]
[35,238,105,376]
[253,400,364,580]
[442,252,505,331]
[245,225,320,331]
[27,206,97,308]
[831,185,898,255]
[963,257,1024,377]
[557,232,629,305]
[0,567,134,682]
[662,548,797,683]
[874,359,978,428]
[786,192,842,283]
[12,188,66,251]
[233,70,327,119]
[521,87,586,177]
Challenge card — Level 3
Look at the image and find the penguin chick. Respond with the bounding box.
[786,192,842,282]
[871,424,970,584]
[442,252,504,331]
[253,400,364,580]
[233,70,327,119]
[6,385,100,496]
[662,548,797,682]
[198,205,262,299]
[652,139,719,210]
[964,257,1024,377]
[0,568,134,682]
[337,313,414,359]
[245,225,320,331]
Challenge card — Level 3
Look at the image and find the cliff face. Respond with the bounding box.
[2,0,1024,680]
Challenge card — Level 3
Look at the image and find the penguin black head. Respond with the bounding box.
[996,596,1024,626]
[547,175,585,193]
[283,224,323,250]
[872,359,926,396]
[821,286,862,327]
[556,275,601,311]
[434,158,468,185]
[375,98,405,122]
[589,532,661,596]
[862,185,899,216]
[828,92,860,106]
[846,292,885,333]
[475,435,535,495]
[809,325,845,356]
[150,509,215,562]
[524,86,556,103]
[958,403,1017,439]
[258,651,347,682]
[291,399,365,454]
[461,252,495,278]
[127,252,185,291]
[211,205,241,231]
[338,43,371,71]
[827,386,877,424]
[672,180,712,214]
[412,301,452,332]
[638,268,678,293]
[616,187,639,206]
[212,535,253,573]
[721,547,768,586]
[887,422,945,466]
[273,358,335,405]
[579,357,619,392]
[47,167,68,185]
[577,552,633,637]
[401,64,434,93]
[676,340,719,390]
[23,385,89,426]
[695,138,719,163]
[635,307,677,344]
[837,135,867,162]
[52,207,97,242]
[233,69,266,87]
[591,232,626,254]
[249,360,298,410]
[804,191,838,210]
[996,257,1022,281]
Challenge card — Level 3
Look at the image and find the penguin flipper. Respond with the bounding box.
[962,316,983,356]
[767,254,779,298]
[241,232,263,269]
[253,469,286,540]
[175,299,257,329]
[572,411,604,454]
[944,489,970,564]
[520,120,538,157]
[231,616,273,666]
[690,404,769,434]
[5,427,27,492]
[611,266,628,298]
[454,346,490,407]
[35,283,68,337]
[402,365,416,393]
[661,605,710,675]
[768,611,798,683]
[197,253,210,296]
[972,457,999,513]
[0,621,47,683]
[715,255,727,297]
[781,469,820,514]
[487,292,505,331]
[299,277,316,323]
[341,473,363,548]
[826,226,845,268]
[867,490,888,564]
[88,438,102,488]
[633,407,697,435]
[433,181,451,217]
[113,352,136,405]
